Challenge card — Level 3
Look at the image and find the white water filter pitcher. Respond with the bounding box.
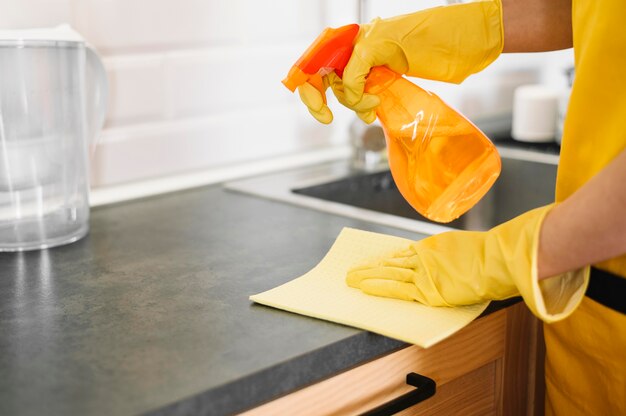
[0,26,107,251]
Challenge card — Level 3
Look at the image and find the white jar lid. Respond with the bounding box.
[0,24,84,43]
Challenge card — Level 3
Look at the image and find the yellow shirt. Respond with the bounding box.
[544,0,626,414]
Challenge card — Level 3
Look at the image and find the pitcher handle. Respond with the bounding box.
[85,44,108,156]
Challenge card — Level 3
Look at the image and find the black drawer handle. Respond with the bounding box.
[360,373,436,416]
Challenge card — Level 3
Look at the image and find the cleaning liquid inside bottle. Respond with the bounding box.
[365,67,501,223]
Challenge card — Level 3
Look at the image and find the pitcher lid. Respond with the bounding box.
[0,24,84,43]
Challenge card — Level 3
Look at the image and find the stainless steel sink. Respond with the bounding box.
[225,145,559,235]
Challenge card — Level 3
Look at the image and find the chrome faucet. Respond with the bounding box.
[349,118,388,171]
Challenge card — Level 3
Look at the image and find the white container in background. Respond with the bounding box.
[511,84,559,143]
[0,26,108,251]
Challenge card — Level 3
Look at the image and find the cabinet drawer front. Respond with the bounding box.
[398,362,497,416]
[241,309,506,416]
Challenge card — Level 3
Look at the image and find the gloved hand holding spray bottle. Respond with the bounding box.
[282,11,502,224]
[281,1,588,320]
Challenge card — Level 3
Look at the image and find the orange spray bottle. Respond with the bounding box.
[283,25,501,223]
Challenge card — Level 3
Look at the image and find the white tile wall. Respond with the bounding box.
[91,105,334,185]
[1,0,354,186]
[0,0,72,29]
[83,0,349,187]
[161,45,299,119]
[72,0,242,53]
[103,54,166,126]
[1,0,571,187]
[363,0,445,19]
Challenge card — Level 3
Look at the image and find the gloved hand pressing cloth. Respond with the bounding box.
[346,205,590,322]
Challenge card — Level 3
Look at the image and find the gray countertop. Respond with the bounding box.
[0,180,427,416]
[0,177,517,416]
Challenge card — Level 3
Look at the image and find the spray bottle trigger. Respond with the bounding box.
[307,73,327,104]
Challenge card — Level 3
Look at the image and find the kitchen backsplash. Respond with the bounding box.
[1,0,572,187]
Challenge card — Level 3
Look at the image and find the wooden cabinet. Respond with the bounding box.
[241,303,544,416]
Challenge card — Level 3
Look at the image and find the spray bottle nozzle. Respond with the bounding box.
[282,24,360,93]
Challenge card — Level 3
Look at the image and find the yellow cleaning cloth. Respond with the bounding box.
[250,227,489,348]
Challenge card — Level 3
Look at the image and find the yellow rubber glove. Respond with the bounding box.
[299,0,504,124]
[346,205,590,323]
[298,72,381,124]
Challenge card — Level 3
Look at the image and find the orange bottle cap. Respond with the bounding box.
[282,24,360,94]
